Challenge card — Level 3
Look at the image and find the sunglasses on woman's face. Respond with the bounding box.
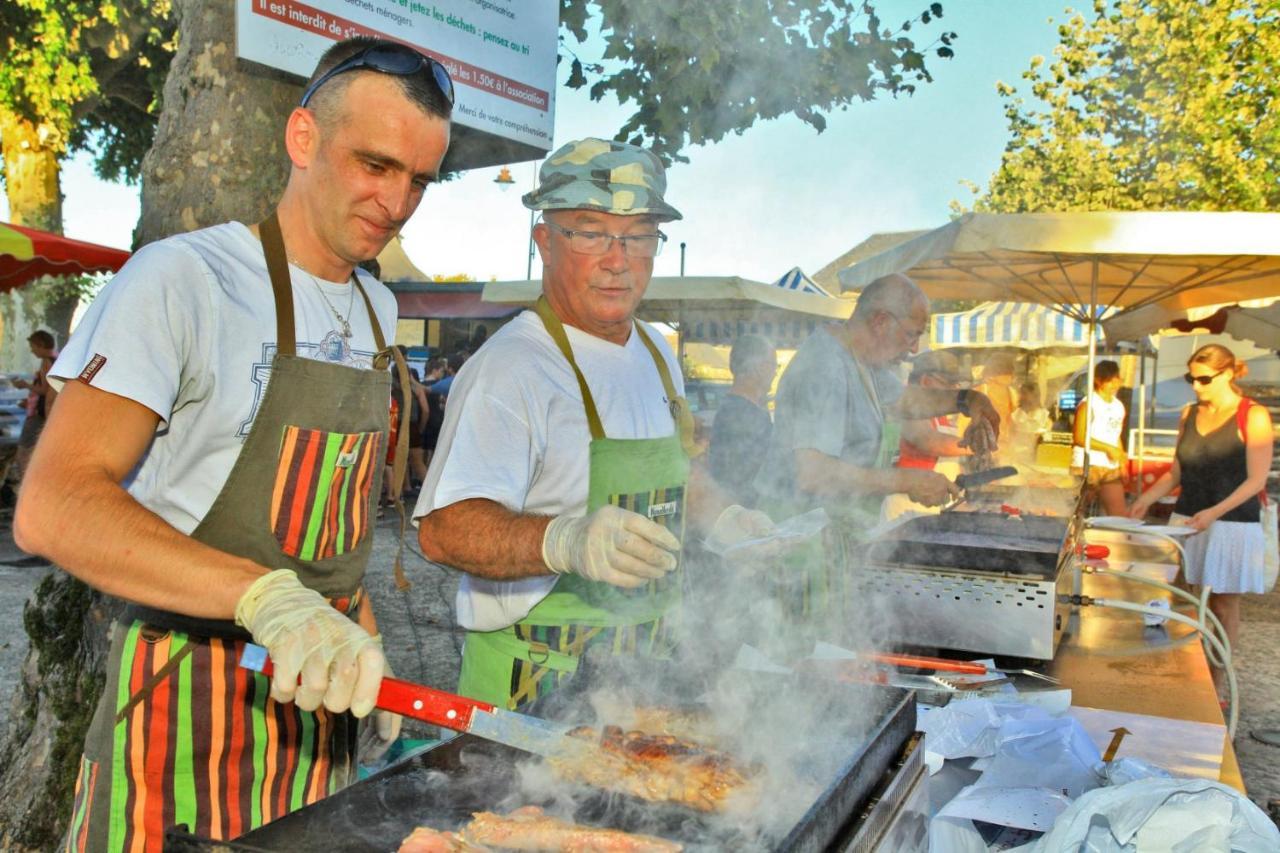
[1183,369,1226,386]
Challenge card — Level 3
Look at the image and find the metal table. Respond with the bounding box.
[1049,528,1243,792]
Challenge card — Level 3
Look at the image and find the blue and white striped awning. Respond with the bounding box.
[931,302,1113,349]
[772,266,832,297]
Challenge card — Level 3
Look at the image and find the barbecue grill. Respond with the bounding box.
[165,659,923,852]
[854,490,1085,661]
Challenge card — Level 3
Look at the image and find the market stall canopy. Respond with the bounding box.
[772,266,833,297]
[483,276,853,345]
[0,221,131,290]
[836,212,1280,328]
[391,281,521,320]
[932,301,1114,350]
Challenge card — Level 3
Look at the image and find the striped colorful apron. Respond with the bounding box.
[63,212,411,852]
[455,297,694,710]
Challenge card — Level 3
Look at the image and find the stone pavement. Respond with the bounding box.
[1,509,1278,814]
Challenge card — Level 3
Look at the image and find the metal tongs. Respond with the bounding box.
[941,465,1020,512]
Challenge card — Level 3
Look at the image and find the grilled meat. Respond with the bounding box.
[549,725,753,812]
[398,826,490,852]
[463,806,681,852]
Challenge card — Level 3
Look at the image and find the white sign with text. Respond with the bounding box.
[236,0,557,151]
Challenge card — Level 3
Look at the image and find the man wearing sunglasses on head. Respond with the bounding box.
[415,138,772,709]
[15,37,452,849]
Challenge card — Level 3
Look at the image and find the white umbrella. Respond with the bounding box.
[834,211,1280,482]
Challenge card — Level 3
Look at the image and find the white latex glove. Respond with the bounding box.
[542,505,680,589]
[235,570,384,717]
[358,646,400,764]
[705,505,776,553]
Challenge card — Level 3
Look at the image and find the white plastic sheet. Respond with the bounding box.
[1012,778,1280,852]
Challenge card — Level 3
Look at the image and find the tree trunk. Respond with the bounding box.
[135,0,297,247]
[0,2,302,846]
[0,111,62,233]
[0,110,72,371]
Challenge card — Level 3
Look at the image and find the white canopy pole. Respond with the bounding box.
[1083,260,1099,493]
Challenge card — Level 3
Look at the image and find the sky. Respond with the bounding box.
[7,1,1073,288]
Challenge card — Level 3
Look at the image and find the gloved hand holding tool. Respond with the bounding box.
[542,504,680,589]
[357,637,401,765]
[234,569,385,717]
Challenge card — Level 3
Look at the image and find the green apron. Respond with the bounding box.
[63,212,411,852]
[761,349,900,642]
[457,298,692,710]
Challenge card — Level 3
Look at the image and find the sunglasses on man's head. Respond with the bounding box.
[300,44,455,109]
[1183,369,1225,386]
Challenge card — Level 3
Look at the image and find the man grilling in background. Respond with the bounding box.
[15,37,452,848]
[753,274,1000,623]
[708,334,778,508]
[416,138,770,710]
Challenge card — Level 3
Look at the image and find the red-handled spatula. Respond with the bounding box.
[238,643,589,760]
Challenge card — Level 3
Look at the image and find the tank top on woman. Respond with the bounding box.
[1071,391,1125,469]
[1173,402,1260,522]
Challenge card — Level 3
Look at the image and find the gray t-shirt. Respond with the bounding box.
[753,326,903,509]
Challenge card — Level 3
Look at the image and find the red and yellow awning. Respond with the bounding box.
[0,221,131,290]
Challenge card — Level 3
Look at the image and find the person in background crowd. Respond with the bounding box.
[12,329,59,484]
[401,347,430,494]
[897,349,972,471]
[1072,359,1128,515]
[13,36,453,848]
[1129,344,1273,693]
[467,324,489,353]
[755,274,1001,526]
[429,350,468,398]
[1010,381,1053,465]
[708,334,777,507]
[975,351,1018,438]
[421,356,449,464]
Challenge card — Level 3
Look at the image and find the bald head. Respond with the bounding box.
[852,273,928,320]
[848,273,930,367]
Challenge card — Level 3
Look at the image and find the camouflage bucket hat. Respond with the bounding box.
[522,137,682,221]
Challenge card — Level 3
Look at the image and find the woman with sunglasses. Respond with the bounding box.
[1129,344,1274,691]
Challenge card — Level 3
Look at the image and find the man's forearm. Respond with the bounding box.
[14,471,266,619]
[895,385,967,420]
[794,449,913,500]
[418,498,552,579]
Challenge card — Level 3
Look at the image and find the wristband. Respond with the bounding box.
[955,389,972,416]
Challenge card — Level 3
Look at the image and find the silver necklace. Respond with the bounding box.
[291,257,355,339]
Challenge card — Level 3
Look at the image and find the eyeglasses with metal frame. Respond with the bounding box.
[545,220,668,258]
[299,44,455,109]
[1184,369,1226,386]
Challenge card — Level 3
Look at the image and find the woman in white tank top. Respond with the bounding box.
[1071,359,1128,515]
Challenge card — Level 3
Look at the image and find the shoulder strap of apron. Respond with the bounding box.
[258,211,413,588]
[635,323,698,457]
[532,296,696,456]
[533,296,606,441]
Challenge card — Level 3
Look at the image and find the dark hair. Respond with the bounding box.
[447,351,468,373]
[1189,343,1247,392]
[1094,360,1121,387]
[729,334,775,376]
[27,330,55,349]
[306,37,453,128]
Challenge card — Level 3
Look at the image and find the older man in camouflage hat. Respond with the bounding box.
[416,138,768,709]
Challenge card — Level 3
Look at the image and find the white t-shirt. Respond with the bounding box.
[51,222,398,534]
[413,310,684,631]
[1071,391,1126,470]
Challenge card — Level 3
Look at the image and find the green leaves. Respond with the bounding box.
[0,0,175,181]
[561,0,952,163]
[960,0,1280,214]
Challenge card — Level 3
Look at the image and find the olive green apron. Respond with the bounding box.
[760,349,899,645]
[64,212,411,852]
[456,298,693,710]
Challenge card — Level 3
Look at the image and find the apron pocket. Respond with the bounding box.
[271,426,381,560]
